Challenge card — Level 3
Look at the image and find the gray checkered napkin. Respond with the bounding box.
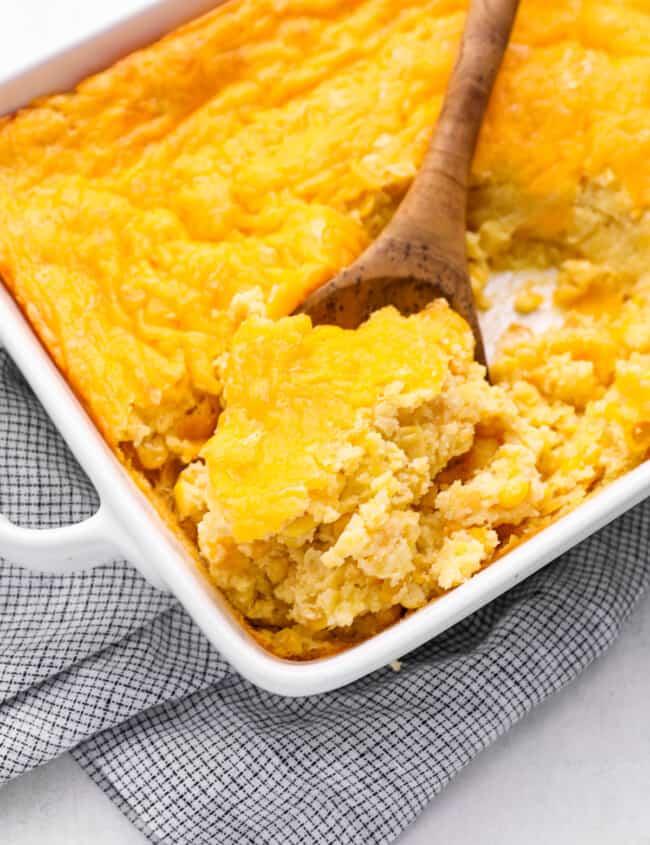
[0,347,649,844]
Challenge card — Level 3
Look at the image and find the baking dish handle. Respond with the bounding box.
[0,502,168,590]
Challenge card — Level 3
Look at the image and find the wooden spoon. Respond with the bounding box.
[297,0,521,367]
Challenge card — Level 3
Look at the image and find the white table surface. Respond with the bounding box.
[2,2,649,842]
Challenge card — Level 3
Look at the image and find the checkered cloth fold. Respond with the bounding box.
[1,347,649,845]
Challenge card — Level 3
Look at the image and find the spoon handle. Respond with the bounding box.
[387,0,521,260]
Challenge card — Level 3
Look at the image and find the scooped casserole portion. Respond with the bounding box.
[0,0,648,656]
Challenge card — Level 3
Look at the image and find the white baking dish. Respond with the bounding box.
[1,0,648,696]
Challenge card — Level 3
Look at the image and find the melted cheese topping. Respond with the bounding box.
[1,0,648,457]
[200,303,467,541]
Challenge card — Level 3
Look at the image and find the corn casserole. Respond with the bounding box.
[0,0,648,657]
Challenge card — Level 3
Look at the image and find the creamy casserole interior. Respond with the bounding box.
[0,0,648,656]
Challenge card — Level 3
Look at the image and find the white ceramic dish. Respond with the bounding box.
[0,0,648,696]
